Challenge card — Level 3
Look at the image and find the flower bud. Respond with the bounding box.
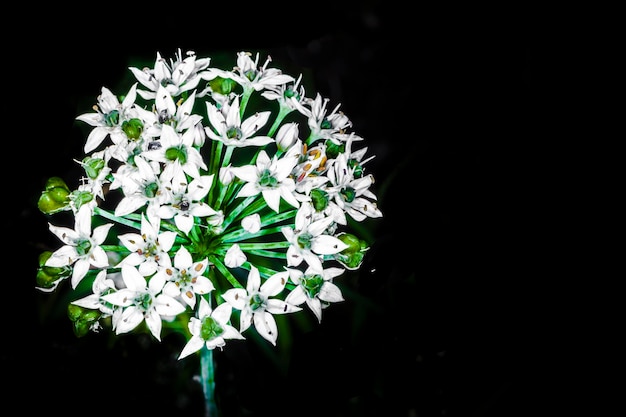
[36,252,71,289]
[334,233,369,270]
[276,122,299,151]
[38,177,71,214]
[82,156,106,179]
[68,304,101,338]
[209,76,237,95]
[70,190,94,210]
[122,118,144,140]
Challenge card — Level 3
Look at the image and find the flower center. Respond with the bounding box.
[226,126,243,140]
[200,316,225,341]
[302,274,324,298]
[249,293,266,311]
[165,146,188,164]
[258,169,278,188]
[296,232,313,250]
[103,109,119,127]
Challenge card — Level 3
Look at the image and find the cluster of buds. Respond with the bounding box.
[36,49,382,359]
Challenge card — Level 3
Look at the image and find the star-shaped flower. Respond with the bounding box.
[45,205,113,289]
[204,95,274,148]
[284,265,345,322]
[280,202,349,271]
[159,245,214,309]
[76,83,140,153]
[178,296,244,359]
[102,264,186,341]
[222,265,301,345]
[116,213,176,276]
[230,149,300,213]
[155,171,220,234]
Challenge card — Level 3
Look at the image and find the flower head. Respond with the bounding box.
[36,49,381,362]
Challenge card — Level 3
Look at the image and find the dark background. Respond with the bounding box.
[3,4,562,417]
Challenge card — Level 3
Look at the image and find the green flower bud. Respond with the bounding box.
[36,268,62,288]
[82,156,106,179]
[68,304,101,338]
[334,233,369,270]
[36,252,72,287]
[38,177,71,214]
[208,76,237,95]
[70,190,94,211]
[122,118,144,140]
[45,177,70,193]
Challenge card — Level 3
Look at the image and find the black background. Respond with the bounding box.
[3,4,561,417]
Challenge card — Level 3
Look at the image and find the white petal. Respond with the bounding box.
[253,312,278,345]
[311,235,349,255]
[178,336,205,360]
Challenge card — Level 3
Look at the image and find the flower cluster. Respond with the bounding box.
[36,49,382,360]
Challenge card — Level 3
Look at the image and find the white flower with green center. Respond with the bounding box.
[143,85,204,140]
[102,264,186,341]
[45,205,113,289]
[301,93,352,146]
[281,201,349,271]
[130,49,211,100]
[222,265,301,346]
[178,297,244,359]
[76,83,140,153]
[155,171,219,234]
[113,155,173,218]
[159,245,214,309]
[204,95,274,148]
[116,213,176,276]
[326,152,383,222]
[229,51,295,93]
[142,124,207,181]
[284,265,345,323]
[230,149,300,213]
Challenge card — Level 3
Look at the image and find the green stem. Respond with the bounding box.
[200,347,218,417]
[93,207,141,230]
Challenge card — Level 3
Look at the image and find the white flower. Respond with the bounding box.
[155,171,219,234]
[284,266,345,322]
[102,264,186,341]
[281,202,349,271]
[116,213,176,276]
[222,266,300,345]
[178,297,244,359]
[326,152,383,221]
[142,124,207,181]
[204,95,275,148]
[45,205,113,289]
[159,246,214,309]
[230,149,300,213]
[129,49,210,100]
[229,51,294,92]
[71,269,117,317]
[76,83,139,153]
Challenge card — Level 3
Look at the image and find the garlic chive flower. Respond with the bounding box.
[37,49,382,360]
